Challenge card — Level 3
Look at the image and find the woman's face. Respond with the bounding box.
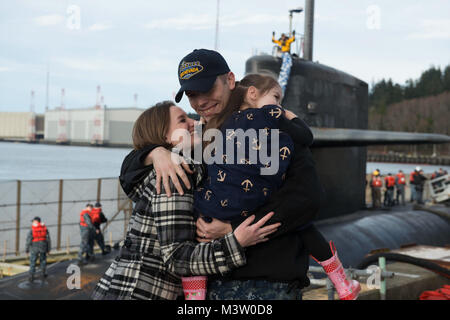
[165,106,199,148]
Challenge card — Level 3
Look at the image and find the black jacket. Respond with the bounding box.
[119,117,323,286]
[413,173,427,190]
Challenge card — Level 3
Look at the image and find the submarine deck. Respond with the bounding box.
[0,204,448,300]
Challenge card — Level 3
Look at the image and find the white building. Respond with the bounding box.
[0,112,36,141]
[44,107,144,146]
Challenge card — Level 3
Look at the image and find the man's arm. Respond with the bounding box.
[46,230,51,253]
[83,213,95,230]
[25,230,32,253]
[120,145,193,198]
[279,114,313,146]
[100,212,108,224]
[119,145,158,196]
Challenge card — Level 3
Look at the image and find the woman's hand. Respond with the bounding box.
[233,212,280,248]
[196,217,232,242]
[146,147,193,197]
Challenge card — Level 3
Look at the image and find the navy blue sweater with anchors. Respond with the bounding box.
[194,105,294,223]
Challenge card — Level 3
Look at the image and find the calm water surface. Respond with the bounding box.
[0,141,131,181]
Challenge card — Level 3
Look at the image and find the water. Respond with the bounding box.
[0,141,448,181]
[0,141,132,181]
[366,162,449,176]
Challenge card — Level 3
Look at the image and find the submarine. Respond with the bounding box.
[1,0,449,300]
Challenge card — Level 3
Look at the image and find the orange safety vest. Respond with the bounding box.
[80,209,91,227]
[385,176,396,188]
[371,177,382,188]
[396,173,406,185]
[32,222,47,242]
[90,207,102,225]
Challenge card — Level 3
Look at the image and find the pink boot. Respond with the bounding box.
[181,276,207,300]
[312,241,361,300]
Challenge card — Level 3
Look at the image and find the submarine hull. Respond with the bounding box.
[315,205,450,268]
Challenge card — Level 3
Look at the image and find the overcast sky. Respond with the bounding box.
[1,0,449,114]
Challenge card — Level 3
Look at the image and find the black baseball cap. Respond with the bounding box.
[175,49,230,103]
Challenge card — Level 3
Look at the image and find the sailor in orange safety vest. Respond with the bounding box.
[383,173,396,207]
[77,204,95,264]
[395,170,406,205]
[90,202,109,255]
[25,216,51,282]
[409,168,419,202]
[370,170,382,208]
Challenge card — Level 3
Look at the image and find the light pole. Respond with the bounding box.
[289,7,303,36]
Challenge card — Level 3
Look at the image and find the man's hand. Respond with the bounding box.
[196,217,232,242]
[146,147,193,197]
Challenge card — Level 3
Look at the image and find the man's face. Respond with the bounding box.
[185,72,235,122]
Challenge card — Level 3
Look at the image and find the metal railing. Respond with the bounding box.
[0,177,132,258]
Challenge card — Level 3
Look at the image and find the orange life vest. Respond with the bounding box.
[80,209,91,227]
[371,177,382,187]
[396,173,406,185]
[385,176,396,188]
[90,207,102,225]
[32,222,47,242]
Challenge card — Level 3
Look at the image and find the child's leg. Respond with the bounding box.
[300,224,332,261]
[181,276,207,300]
[300,224,361,300]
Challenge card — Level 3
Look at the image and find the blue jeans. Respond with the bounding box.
[207,279,303,300]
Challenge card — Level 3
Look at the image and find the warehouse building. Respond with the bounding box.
[0,112,44,141]
[44,107,144,146]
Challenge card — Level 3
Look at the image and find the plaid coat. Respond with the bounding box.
[91,164,246,300]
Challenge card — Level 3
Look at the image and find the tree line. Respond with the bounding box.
[369,64,450,111]
[368,64,450,156]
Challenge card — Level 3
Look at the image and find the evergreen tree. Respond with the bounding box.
[443,65,450,91]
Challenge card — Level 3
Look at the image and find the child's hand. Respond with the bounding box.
[284,109,298,120]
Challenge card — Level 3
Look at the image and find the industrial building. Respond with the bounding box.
[0,107,144,147]
[0,112,44,141]
[44,107,144,146]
